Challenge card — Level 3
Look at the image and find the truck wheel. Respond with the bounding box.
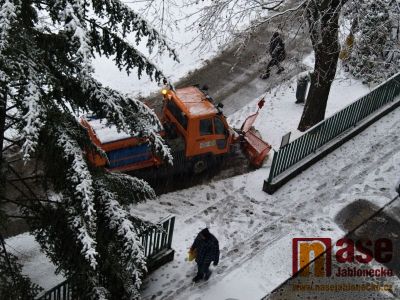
[192,159,208,174]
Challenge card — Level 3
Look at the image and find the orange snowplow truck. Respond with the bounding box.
[81,86,271,174]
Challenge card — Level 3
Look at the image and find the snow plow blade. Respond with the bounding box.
[240,111,272,168]
[243,129,272,167]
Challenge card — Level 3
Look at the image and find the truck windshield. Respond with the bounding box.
[200,118,213,135]
[167,100,188,130]
[214,117,226,135]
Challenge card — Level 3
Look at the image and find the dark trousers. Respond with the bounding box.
[197,261,211,278]
[265,57,284,75]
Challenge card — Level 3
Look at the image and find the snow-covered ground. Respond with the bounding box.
[135,99,400,300]
[5,233,64,290]
[6,69,400,299]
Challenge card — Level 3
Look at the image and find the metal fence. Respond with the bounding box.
[267,73,400,183]
[141,215,175,258]
[35,216,175,300]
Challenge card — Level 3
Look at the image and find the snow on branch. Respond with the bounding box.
[104,172,156,203]
[68,207,98,270]
[183,0,291,50]
[98,185,147,297]
[21,81,46,161]
[57,131,97,226]
[92,286,109,300]
[87,19,171,80]
[0,0,18,53]
[61,0,93,75]
[91,0,177,59]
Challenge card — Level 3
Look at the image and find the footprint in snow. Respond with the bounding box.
[269,211,282,217]
[250,198,260,204]
[385,166,395,173]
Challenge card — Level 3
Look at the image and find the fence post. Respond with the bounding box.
[167,217,175,249]
[267,150,278,183]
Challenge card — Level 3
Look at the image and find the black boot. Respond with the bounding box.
[204,270,212,281]
[192,275,202,283]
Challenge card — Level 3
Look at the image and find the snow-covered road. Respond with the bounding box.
[136,102,400,300]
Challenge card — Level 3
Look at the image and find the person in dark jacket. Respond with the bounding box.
[261,32,286,79]
[190,228,220,283]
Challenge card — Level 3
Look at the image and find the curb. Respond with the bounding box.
[263,96,400,194]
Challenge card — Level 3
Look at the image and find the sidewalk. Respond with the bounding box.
[136,105,400,299]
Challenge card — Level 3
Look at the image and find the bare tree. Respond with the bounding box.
[131,0,398,132]
[298,0,344,131]
[125,0,182,42]
[180,0,348,131]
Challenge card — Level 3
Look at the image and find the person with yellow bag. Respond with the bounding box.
[189,228,220,283]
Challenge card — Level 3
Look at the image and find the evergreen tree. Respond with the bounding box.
[0,0,177,298]
[344,0,399,83]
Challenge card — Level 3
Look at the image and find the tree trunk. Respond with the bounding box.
[298,0,343,131]
[0,88,6,162]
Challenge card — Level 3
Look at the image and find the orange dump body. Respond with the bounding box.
[80,118,163,172]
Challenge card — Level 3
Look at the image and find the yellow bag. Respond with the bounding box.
[188,249,197,262]
[339,34,354,61]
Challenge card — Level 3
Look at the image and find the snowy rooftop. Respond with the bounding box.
[175,86,218,117]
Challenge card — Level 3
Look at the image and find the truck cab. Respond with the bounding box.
[162,86,233,159]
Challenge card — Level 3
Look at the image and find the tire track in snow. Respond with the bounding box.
[144,111,400,300]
